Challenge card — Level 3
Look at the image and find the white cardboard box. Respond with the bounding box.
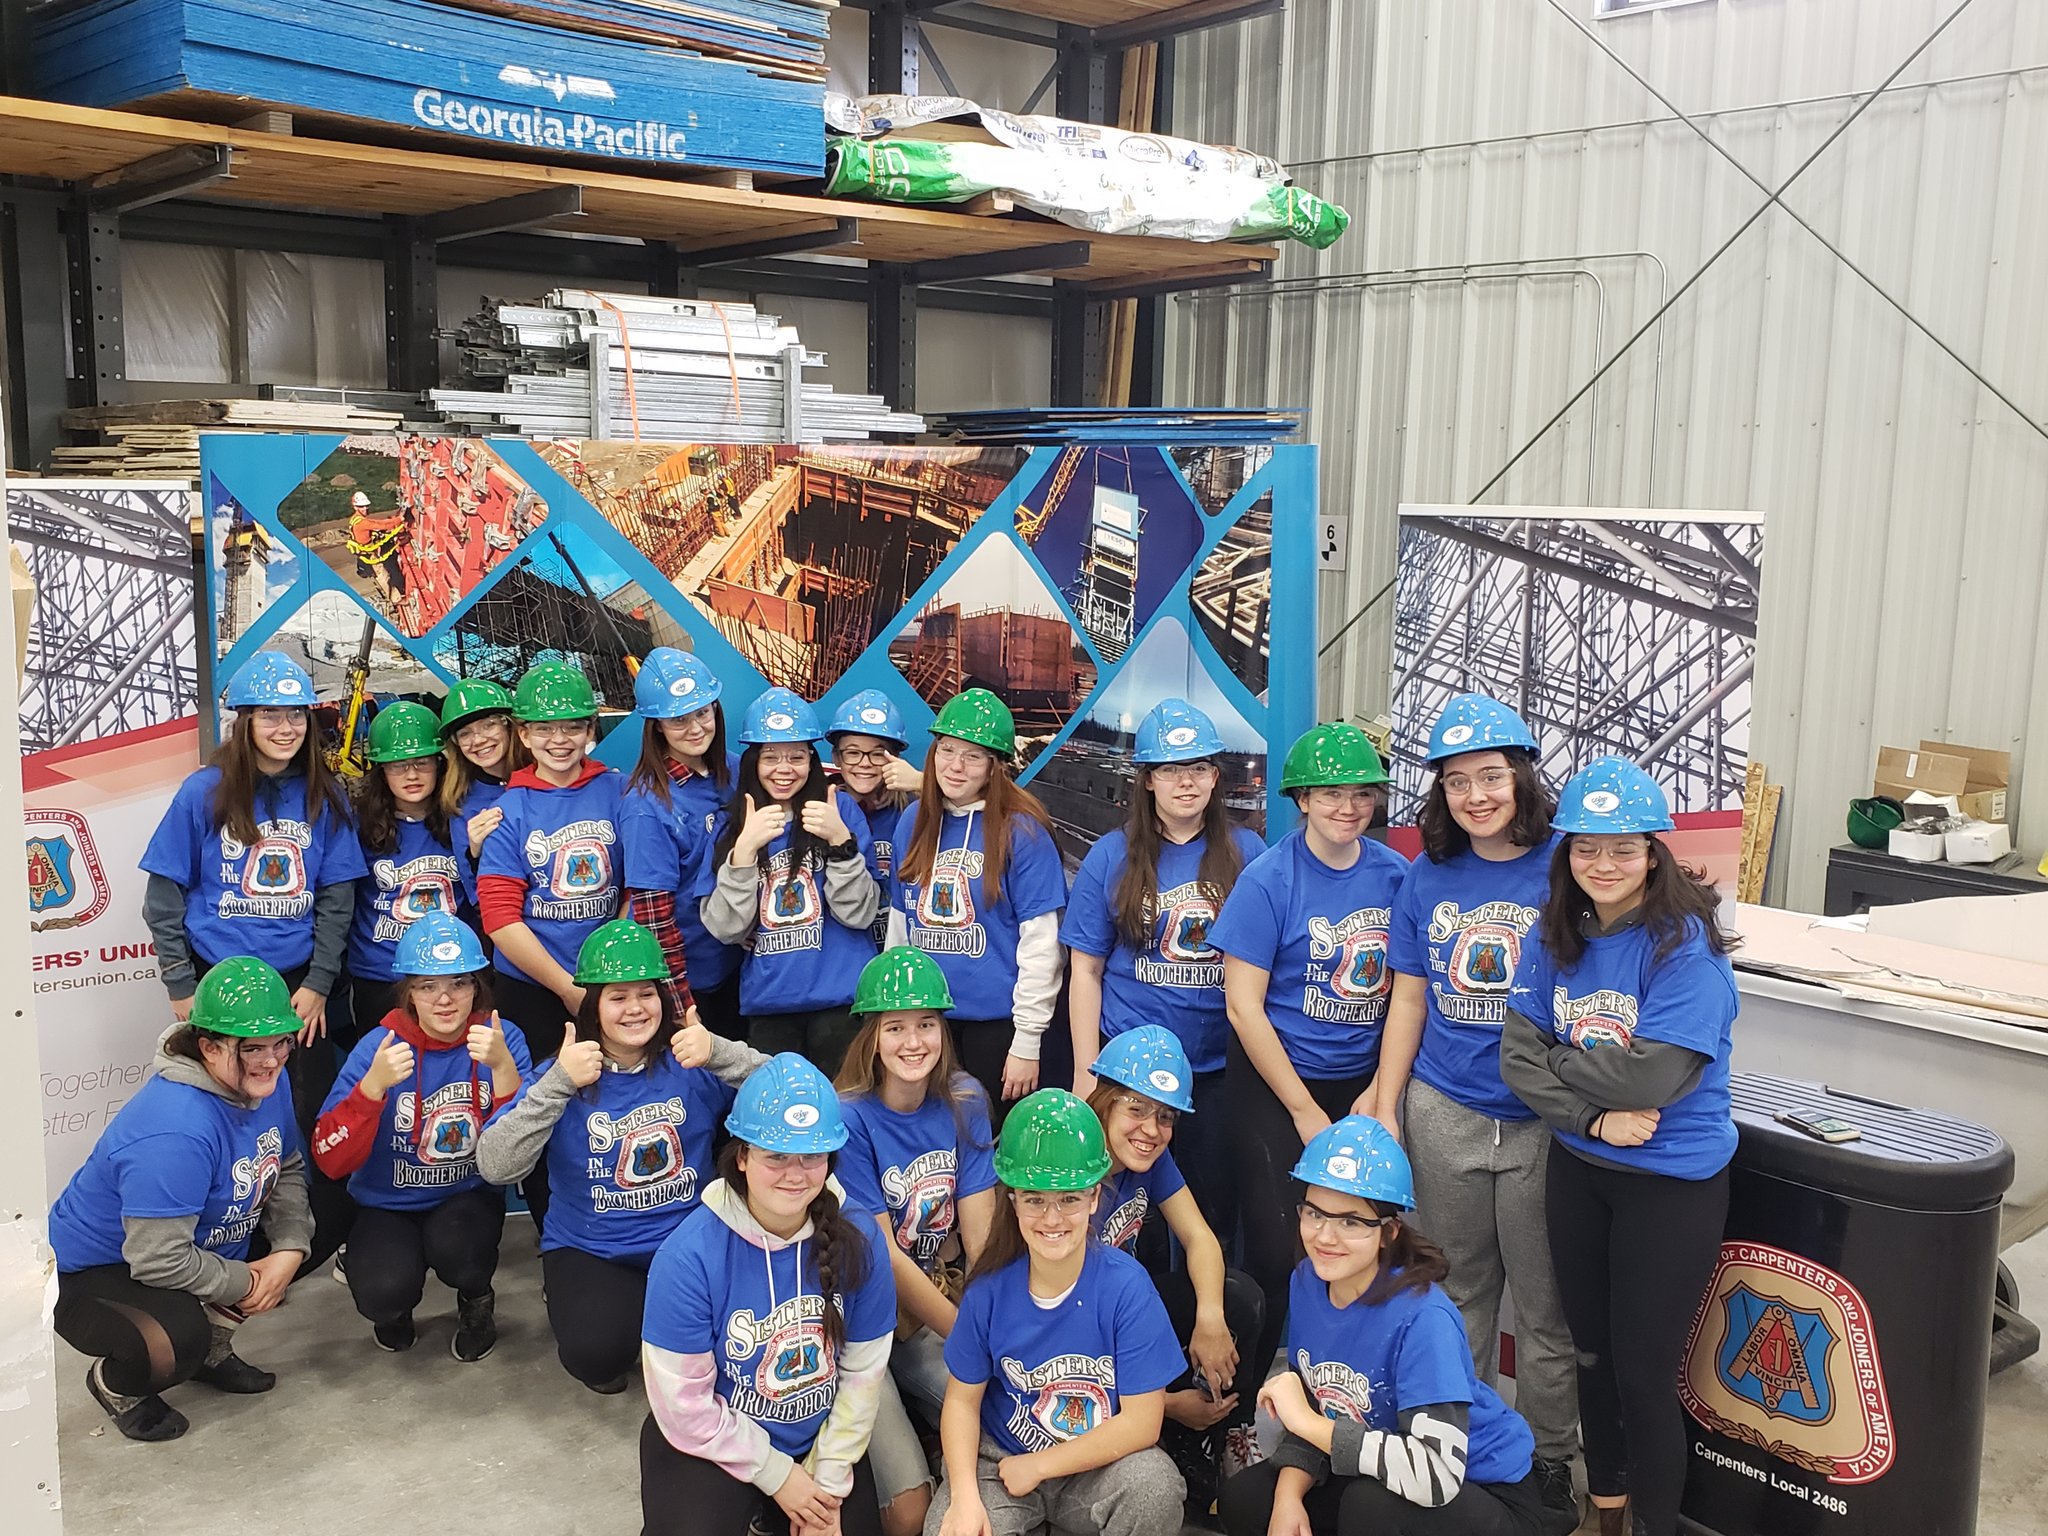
[1944,821,2012,866]
[1888,826,1948,863]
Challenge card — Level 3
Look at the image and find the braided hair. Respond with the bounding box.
[716,1140,872,1352]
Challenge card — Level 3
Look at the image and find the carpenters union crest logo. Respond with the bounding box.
[26,809,110,932]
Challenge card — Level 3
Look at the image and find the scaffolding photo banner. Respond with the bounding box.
[198,436,1319,856]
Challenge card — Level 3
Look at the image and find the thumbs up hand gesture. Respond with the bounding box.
[734,794,789,863]
[557,1020,605,1088]
[467,1010,515,1072]
[801,784,851,845]
[360,1030,415,1100]
[671,1005,713,1070]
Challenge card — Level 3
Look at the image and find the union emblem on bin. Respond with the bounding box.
[26,809,111,932]
[1680,1241,1894,1484]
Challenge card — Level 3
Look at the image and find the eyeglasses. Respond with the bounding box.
[935,739,994,765]
[452,717,507,746]
[1568,838,1651,863]
[1014,1191,1092,1216]
[523,722,590,742]
[236,1039,294,1062]
[411,978,476,999]
[836,747,892,768]
[758,748,812,770]
[1307,787,1376,811]
[1149,762,1218,785]
[754,1151,828,1172]
[1441,768,1514,796]
[1297,1201,1390,1240]
[1112,1094,1179,1131]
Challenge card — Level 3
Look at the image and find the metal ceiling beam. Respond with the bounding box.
[422,185,585,242]
[907,239,1090,284]
[86,144,234,213]
[687,217,863,265]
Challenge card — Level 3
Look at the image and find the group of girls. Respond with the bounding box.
[53,641,1738,1536]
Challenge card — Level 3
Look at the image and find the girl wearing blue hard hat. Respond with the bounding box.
[142,649,367,1263]
[889,688,1068,1120]
[314,912,530,1363]
[1499,758,1739,1536]
[827,688,920,949]
[640,1052,898,1536]
[1209,721,1409,1420]
[1372,695,1580,1526]
[623,646,746,1037]
[698,687,883,1077]
[1219,1116,1546,1536]
[1062,696,1262,1239]
[1085,1025,1266,1503]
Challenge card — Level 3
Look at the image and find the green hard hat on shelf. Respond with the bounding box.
[513,661,598,723]
[931,688,1015,756]
[852,946,955,1015]
[1280,722,1388,791]
[572,919,670,986]
[440,678,514,738]
[187,957,301,1039]
[365,701,445,765]
[993,1088,1112,1191]
[1847,796,1906,851]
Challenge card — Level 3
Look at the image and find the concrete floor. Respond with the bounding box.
[51,1222,2048,1535]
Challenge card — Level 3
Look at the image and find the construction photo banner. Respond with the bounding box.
[197,437,1319,856]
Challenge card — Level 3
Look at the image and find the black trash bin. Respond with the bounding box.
[1678,1074,2012,1536]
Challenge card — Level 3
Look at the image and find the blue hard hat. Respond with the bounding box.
[1090,1025,1195,1112]
[1427,693,1538,763]
[1133,698,1226,765]
[827,688,909,750]
[223,650,315,709]
[1292,1115,1415,1210]
[725,1052,848,1153]
[634,647,722,719]
[392,912,487,977]
[1552,756,1675,835]
[738,687,825,746]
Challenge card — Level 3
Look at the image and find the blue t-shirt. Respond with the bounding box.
[696,799,879,1016]
[619,755,743,992]
[478,770,625,984]
[140,766,368,973]
[642,1198,898,1460]
[890,807,1068,1021]
[1387,839,1555,1121]
[945,1242,1185,1456]
[319,1023,534,1210]
[1095,1151,1187,1253]
[1208,830,1410,1079]
[1286,1263,1534,1487]
[50,1074,298,1271]
[1509,917,1738,1180]
[837,1083,996,1271]
[346,817,474,983]
[539,1054,736,1259]
[1060,826,1265,1077]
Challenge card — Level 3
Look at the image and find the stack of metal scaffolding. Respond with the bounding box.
[431,290,924,444]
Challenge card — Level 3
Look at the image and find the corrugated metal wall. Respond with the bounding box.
[1167,0,2048,909]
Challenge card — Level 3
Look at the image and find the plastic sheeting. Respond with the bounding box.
[123,243,387,388]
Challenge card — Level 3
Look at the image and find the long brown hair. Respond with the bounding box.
[210,711,351,845]
[896,758,1055,906]
[966,1182,1100,1290]
[710,744,832,885]
[1111,767,1246,952]
[438,713,529,819]
[716,1140,872,1352]
[354,756,453,856]
[1538,834,1740,968]
[627,710,732,805]
[1360,1206,1450,1305]
[833,1011,990,1153]
[1417,752,1554,864]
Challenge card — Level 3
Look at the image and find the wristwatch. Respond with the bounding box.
[827,837,862,862]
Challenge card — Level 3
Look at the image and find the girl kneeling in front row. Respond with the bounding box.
[1220,1117,1547,1536]
[929,1089,1188,1536]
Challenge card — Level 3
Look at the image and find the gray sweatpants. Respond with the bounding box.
[1404,1076,1580,1464]
[923,1439,1184,1536]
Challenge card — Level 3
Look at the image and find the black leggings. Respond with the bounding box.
[345,1184,505,1327]
[543,1245,651,1387]
[639,1414,885,1536]
[694,970,745,1041]
[1545,1146,1730,1536]
[748,1006,862,1081]
[1226,1038,1374,1386]
[1155,1264,1264,1429]
[1175,1068,1236,1259]
[951,1016,1016,1130]
[491,970,573,1224]
[1220,1461,1548,1536]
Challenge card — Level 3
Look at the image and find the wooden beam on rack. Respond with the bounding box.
[686,216,863,265]
[421,185,583,242]
[86,143,233,213]
[908,239,1091,284]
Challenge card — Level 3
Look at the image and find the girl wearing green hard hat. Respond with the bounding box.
[888,688,1068,1121]
[436,675,528,864]
[1207,721,1410,1417]
[1217,1116,1547,1536]
[477,919,760,1395]
[928,1087,1188,1536]
[49,958,315,1441]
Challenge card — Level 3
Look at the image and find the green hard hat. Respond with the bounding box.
[993,1088,1113,1191]
[572,919,670,986]
[513,661,598,723]
[188,957,300,1039]
[1847,796,1906,851]
[440,677,513,737]
[931,688,1015,755]
[366,701,445,765]
[852,945,955,1015]
[1280,722,1389,791]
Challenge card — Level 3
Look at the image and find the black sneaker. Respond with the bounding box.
[194,1351,276,1394]
[87,1361,188,1442]
[589,1374,630,1395]
[452,1291,497,1363]
[1532,1457,1581,1535]
[373,1317,417,1352]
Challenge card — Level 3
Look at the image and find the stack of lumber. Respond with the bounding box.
[31,0,828,178]
[1736,759,1784,903]
[930,406,1300,446]
[47,397,404,479]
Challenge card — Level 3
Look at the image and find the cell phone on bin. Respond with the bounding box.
[1774,1109,1862,1143]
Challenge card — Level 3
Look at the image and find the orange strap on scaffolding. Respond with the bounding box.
[595,296,642,441]
[709,301,743,419]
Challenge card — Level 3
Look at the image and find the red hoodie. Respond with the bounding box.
[313,1007,495,1177]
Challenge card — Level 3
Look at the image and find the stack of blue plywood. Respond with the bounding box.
[31,0,828,177]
